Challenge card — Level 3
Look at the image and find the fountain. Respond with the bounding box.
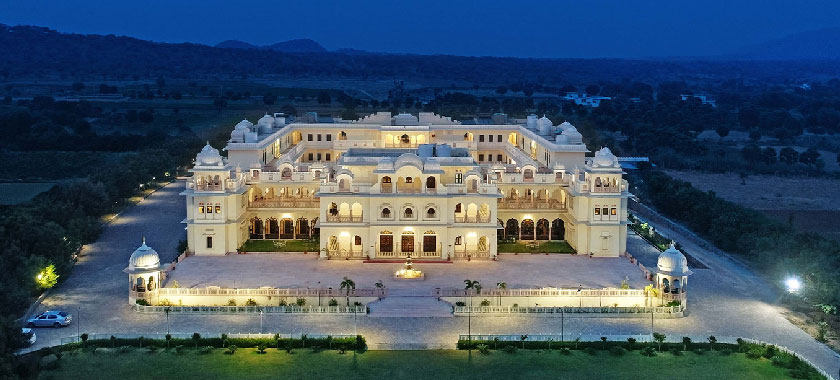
[394,256,424,280]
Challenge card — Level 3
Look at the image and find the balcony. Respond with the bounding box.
[249,197,319,209]
[325,214,363,223]
[454,215,491,223]
[497,199,566,210]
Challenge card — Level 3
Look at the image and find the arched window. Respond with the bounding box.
[382,176,392,184]
[404,207,414,218]
[381,208,391,219]
[426,207,436,218]
[426,176,436,189]
[405,177,413,184]
[339,131,347,140]
[328,203,338,216]
[401,134,410,144]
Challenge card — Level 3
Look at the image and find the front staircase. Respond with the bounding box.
[368,296,454,318]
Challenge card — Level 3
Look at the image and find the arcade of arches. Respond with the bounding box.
[499,218,565,241]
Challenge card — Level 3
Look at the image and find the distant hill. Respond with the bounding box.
[733,27,840,60]
[215,38,326,53]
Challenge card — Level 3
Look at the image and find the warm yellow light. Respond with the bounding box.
[523,214,533,220]
[340,231,350,237]
[282,213,292,219]
[467,232,477,237]
[403,226,414,232]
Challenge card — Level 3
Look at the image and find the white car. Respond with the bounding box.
[22,328,36,346]
[26,310,72,328]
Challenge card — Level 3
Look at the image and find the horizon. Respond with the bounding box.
[1,0,839,59]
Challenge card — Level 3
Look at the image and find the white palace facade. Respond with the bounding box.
[182,112,629,260]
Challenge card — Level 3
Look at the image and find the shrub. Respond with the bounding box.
[641,347,656,357]
[328,298,338,306]
[476,344,490,355]
[225,345,237,355]
[670,348,683,356]
[296,298,306,306]
[135,299,149,306]
[559,347,571,356]
[227,299,236,306]
[480,299,491,307]
[502,345,517,354]
[257,343,267,354]
[771,354,794,368]
[197,346,212,355]
[584,347,597,356]
[279,299,288,306]
[609,346,626,356]
[720,348,734,357]
[763,345,777,359]
[245,298,257,306]
[666,300,681,307]
[285,340,294,353]
[745,347,762,359]
[626,337,636,350]
[455,301,466,307]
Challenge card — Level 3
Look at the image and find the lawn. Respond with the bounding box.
[498,241,575,254]
[0,182,55,205]
[40,348,795,380]
[239,239,319,252]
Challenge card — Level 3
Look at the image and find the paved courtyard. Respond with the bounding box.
[167,253,648,294]
[25,181,840,376]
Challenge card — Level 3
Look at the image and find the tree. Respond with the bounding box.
[715,126,730,140]
[496,282,506,306]
[652,332,666,351]
[707,335,717,351]
[464,279,480,295]
[799,147,820,166]
[520,334,528,349]
[779,147,799,164]
[317,91,331,105]
[682,336,691,351]
[340,277,355,306]
[192,332,201,348]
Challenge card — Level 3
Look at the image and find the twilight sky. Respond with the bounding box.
[1,0,838,58]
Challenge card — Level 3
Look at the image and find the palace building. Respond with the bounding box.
[182,112,629,260]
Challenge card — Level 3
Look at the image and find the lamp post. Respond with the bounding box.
[317,281,321,306]
[77,306,80,342]
[561,307,564,342]
[260,309,264,333]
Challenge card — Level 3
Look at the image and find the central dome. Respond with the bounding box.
[656,243,692,276]
[126,239,161,272]
[196,143,223,166]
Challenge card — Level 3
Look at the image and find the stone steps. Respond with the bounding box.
[368,296,453,318]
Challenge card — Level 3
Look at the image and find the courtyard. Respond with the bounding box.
[165,253,648,294]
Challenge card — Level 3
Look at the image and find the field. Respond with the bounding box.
[665,170,840,240]
[39,349,794,380]
[0,182,55,205]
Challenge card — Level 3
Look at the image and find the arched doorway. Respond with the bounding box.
[296,218,310,238]
[505,219,519,240]
[497,219,505,241]
[401,231,415,256]
[379,231,393,253]
[551,218,565,240]
[265,217,279,239]
[426,176,436,189]
[250,217,264,239]
[536,219,550,240]
[279,218,293,239]
[423,231,437,255]
[521,219,535,240]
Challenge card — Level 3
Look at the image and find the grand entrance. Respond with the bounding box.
[380,233,393,253]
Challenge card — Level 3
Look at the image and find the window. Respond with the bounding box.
[602,207,608,216]
[316,153,322,161]
[488,135,494,142]
[455,203,462,213]
[455,172,463,184]
[206,236,213,249]
[308,153,314,161]
[325,153,331,161]
[455,236,462,245]
[427,208,436,218]
[317,134,322,141]
[497,154,503,162]
[354,236,362,245]
[308,134,313,141]
[478,154,484,162]
[198,203,205,214]
[611,208,617,216]
[498,135,503,142]
[326,134,331,141]
[404,208,414,218]
[205,205,212,214]
[479,135,485,142]
[215,204,221,213]
[405,177,413,184]
[382,176,392,184]
[594,208,601,216]
[381,208,391,218]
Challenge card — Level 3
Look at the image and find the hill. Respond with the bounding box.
[215,38,326,53]
[734,27,840,60]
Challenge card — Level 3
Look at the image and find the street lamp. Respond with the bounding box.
[785,277,801,293]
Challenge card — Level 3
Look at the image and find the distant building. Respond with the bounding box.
[680,94,716,107]
[563,92,611,108]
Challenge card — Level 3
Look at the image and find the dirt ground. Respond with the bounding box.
[665,170,840,239]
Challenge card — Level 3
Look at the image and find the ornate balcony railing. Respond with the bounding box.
[325,214,363,223]
[497,199,566,210]
[249,198,319,208]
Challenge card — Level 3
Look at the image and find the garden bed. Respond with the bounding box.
[238,239,319,253]
[497,241,574,254]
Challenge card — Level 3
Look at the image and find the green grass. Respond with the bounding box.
[498,241,575,253]
[239,239,319,252]
[41,348,795,380]
[0,182,56,205]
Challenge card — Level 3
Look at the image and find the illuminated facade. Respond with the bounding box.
[182,112,629,259]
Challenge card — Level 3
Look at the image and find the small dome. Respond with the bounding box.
[561,126,583,144]
[196,142,223,166]
[656,243,693,277]
[555,134,570,144]
[257,114,274,131]
[127,239,160,272]
[559,121,574,130]
[235,119,253,130]
[592,147,618,167]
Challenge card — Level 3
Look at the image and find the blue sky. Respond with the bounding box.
[1,0,838,58]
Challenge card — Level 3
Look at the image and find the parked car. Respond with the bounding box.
[21,328,36,346]
[26,310,72,328]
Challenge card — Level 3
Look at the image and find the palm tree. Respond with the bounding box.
[374,280,385,300]
[496,282,507,306]
[340,277,356,306]
[464,279,480,342]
